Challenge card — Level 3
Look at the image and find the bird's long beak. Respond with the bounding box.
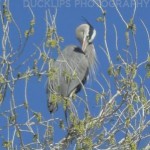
[82,36,88,52]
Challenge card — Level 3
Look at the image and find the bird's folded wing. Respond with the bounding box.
[50,45,89,97]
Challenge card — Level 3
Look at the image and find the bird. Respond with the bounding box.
[47,21,97,113]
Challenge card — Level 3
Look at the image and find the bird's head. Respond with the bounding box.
[76,22,96,52]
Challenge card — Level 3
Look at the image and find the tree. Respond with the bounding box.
[0,0,150,149]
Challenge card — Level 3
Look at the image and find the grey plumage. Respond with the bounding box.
[47,23,96,113]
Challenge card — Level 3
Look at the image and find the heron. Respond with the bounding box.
[47,21,97,113]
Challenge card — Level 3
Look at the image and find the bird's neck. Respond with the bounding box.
[85,43,96,66]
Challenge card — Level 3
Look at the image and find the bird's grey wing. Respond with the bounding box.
[65,47,89,96]
[49,45,89,97]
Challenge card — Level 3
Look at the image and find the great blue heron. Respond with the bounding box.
[47,22,97,113]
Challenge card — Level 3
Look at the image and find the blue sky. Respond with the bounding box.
[0,0,150,149]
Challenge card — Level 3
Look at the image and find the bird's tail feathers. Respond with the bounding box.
[48,100,58,113]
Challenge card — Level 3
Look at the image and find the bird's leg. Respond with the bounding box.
[69,89,79,119]
[64,97,70,126]
[63,89,76,126]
